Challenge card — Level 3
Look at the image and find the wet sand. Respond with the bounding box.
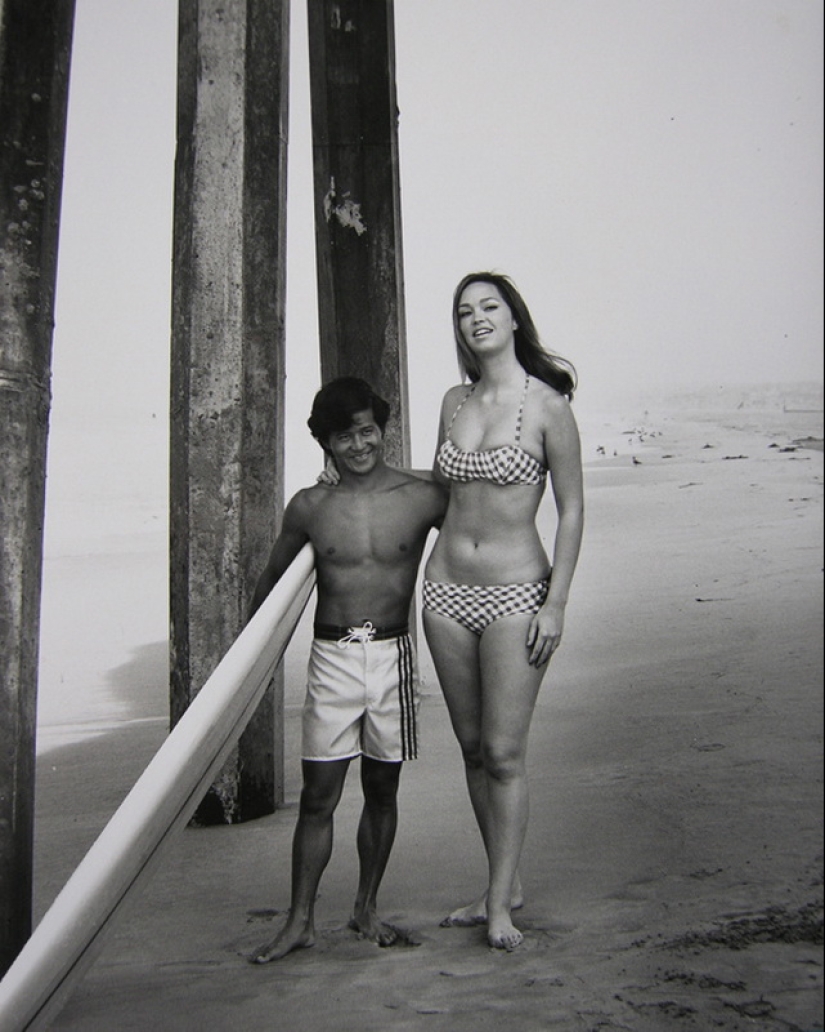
[32,388,823,1031]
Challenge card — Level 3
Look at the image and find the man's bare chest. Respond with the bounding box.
[310,494,419,567]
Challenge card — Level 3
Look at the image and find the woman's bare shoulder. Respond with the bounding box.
[435,383,469,425]
[530,382,580,465]
[531,380,574,421]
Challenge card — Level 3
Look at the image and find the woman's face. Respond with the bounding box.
[456,282,517,355]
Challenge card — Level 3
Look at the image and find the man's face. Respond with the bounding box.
[326,408,384,476]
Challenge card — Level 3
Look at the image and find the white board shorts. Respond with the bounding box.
[302,629,420,762]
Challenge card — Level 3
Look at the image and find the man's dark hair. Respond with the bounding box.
[307,377,391,448]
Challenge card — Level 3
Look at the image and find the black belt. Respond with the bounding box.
[314,621,409,643]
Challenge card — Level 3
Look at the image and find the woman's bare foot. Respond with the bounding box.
[439,893,488,927]
[439,882,524,928]
[248,920,315,964]
[487,914,524,951]
[348,909,401,946]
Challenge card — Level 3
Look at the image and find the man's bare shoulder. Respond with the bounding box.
[388,467,447,497]
[299,481,338,500]
[284,483,336,522]
[384,468,448,524]
[294,469,445,522]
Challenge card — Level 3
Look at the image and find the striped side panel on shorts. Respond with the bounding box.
[395,634,417,760]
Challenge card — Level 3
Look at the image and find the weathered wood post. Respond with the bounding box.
[0,0,75,972]
[307,0,410,467]
[170,0,290,823]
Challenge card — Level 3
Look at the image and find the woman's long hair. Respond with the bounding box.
[452,272,577,399]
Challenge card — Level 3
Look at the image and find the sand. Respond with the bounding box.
[29,384,823,1031]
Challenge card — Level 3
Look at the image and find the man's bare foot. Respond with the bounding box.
[248,922,315,964]
[487,915,524,951]
[439,884,524,928]
[348,910,404,947]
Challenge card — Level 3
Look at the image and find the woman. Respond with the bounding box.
[423,271,583,951]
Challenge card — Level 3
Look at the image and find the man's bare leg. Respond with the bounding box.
[348,757,403,945]
[250,759,350,963]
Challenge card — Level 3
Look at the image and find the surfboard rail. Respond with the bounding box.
[0,543,315,1032]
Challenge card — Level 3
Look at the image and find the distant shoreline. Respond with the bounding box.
[794,435,824,452]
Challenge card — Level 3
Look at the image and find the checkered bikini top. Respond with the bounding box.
[437,374,547,486]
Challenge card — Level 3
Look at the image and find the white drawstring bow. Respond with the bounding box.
[336,621,376,649]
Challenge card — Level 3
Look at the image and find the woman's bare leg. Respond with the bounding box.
[478,616,545,949]
[423,610,525,926]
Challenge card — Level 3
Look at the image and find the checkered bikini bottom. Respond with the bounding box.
[422,577,550,636]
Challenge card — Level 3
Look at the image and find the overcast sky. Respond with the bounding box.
[48,0,823,492]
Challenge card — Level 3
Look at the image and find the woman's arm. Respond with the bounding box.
[544,396,584,606]
[526,394,584,665]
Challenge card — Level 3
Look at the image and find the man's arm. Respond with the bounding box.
[248,494,311,619]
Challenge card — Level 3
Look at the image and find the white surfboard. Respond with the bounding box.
[0,544,315,1032]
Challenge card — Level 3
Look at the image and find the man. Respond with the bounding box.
[248,377,446,963]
